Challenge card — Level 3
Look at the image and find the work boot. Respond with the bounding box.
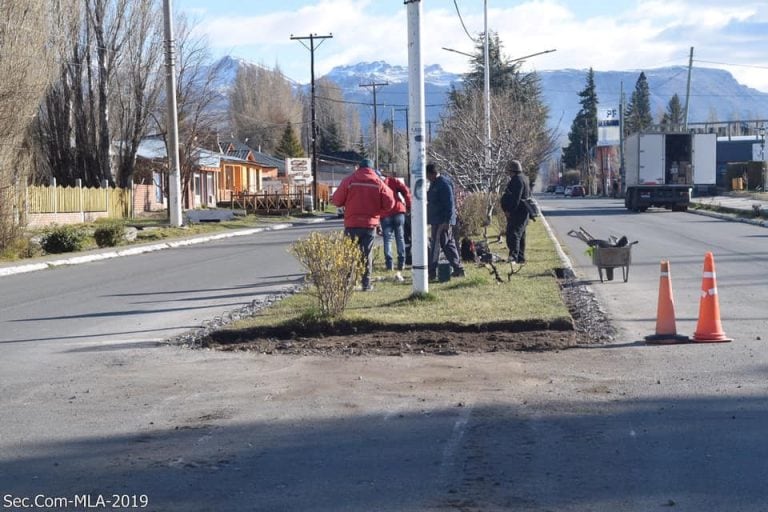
[452,268,465,278]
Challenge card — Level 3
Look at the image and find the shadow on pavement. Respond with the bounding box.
[2,399,768,511]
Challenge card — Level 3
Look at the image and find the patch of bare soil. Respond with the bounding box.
[178,268,615,356]
[209,328,585,356]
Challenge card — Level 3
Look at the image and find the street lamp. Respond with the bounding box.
[760,125,766,191]
[442,36,556,178]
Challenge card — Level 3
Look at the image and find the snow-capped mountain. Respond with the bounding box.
[216,57,768,141]
[325,61,768,140]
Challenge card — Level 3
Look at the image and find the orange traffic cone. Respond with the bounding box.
[693,252,732,343]
[645,260,689,344]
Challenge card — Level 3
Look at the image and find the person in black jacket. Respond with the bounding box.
[500,159,530,265]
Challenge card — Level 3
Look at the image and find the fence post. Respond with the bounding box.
[77,179,84,222]
[102,179,109,217]
[52,177,57,214]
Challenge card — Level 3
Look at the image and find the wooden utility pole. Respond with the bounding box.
[360,81,388,170]
[683,46,694,131]
[291,33,333,209]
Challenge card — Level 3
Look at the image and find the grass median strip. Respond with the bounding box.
[203,221,579,354]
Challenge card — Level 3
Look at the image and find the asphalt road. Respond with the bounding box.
[1,208,768,511]
[542,196,768,343]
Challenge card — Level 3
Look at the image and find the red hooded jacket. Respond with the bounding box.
[383,176,412,216]
[332,166,396,228]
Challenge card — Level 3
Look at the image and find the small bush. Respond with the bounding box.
[94,220,126,247]
[0,236,43,260]
[40,225,87,254]
[456,191,503,239]
[292,231,363,318]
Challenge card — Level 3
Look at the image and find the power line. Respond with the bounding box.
[452,0,478,43]
[695,59,768,70]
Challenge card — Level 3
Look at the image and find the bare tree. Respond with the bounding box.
[431,86,557,222]
[229,63,303,154]
[0,0,56,248]
[37,0,163,188]
[113,0,164,187]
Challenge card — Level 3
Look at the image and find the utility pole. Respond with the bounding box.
[291,32,333,209]
[406,0,428,294]
[483,0,491,178]
[359,81,388,170]
[619,81,625,195]
[391,107,396,174]
[395,107,410,182]
[162,0,182,227]
[683,46,694,131]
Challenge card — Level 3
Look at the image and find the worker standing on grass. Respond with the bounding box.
[426,162,465,280]
[500,159,530,269]
[332,158,396,292]
[381,169,412,273]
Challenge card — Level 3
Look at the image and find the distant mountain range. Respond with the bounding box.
[217,57,768,144]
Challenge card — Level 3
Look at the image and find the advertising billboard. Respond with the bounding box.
[597,107,620,147]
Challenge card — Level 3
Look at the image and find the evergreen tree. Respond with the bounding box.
[624,72,653,134]
[319,121,342,154]
[563,68,598,170]
[275,123,305,158]
[463,31,538,98]
[660,93,684,131]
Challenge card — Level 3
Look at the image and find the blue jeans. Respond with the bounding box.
[380,213,406,270]
[344,227,376,289]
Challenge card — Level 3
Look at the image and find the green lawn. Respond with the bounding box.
[222,220,572,335]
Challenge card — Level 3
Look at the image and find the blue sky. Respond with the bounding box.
[175,0,768,92]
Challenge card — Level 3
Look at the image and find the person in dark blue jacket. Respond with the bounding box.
[426,163,464,280]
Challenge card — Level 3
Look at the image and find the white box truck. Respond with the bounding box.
[624,132,716,212]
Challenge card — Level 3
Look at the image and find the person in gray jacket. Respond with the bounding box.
[426,163,465,280]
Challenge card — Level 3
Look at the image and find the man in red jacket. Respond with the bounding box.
[332,158,396,291]
[381,170,412,272]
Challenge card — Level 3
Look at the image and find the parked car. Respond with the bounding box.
[564,186,573,197]
[554,185,565,195]
[336,206,345,218]
[545,185,556,193]
[570,185,586,197]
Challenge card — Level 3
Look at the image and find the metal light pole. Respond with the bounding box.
[760,125,766,191]
[406,0,428,294]
[483,0,491,177]
[162,0,183,227]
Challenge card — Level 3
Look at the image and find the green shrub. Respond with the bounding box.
[0,235,43,260]
[291,231,363,318]
[40,225,87,254]
[94,220,125,248]
[456,191,504,239]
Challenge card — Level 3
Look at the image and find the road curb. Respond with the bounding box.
[688,207,768,227]
[0,222,301,278]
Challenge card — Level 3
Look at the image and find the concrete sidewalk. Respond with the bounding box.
[0,217,330,278]
[690,194,768,228]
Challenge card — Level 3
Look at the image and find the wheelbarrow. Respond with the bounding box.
[567,227,638,282]
[591,244,634,282]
